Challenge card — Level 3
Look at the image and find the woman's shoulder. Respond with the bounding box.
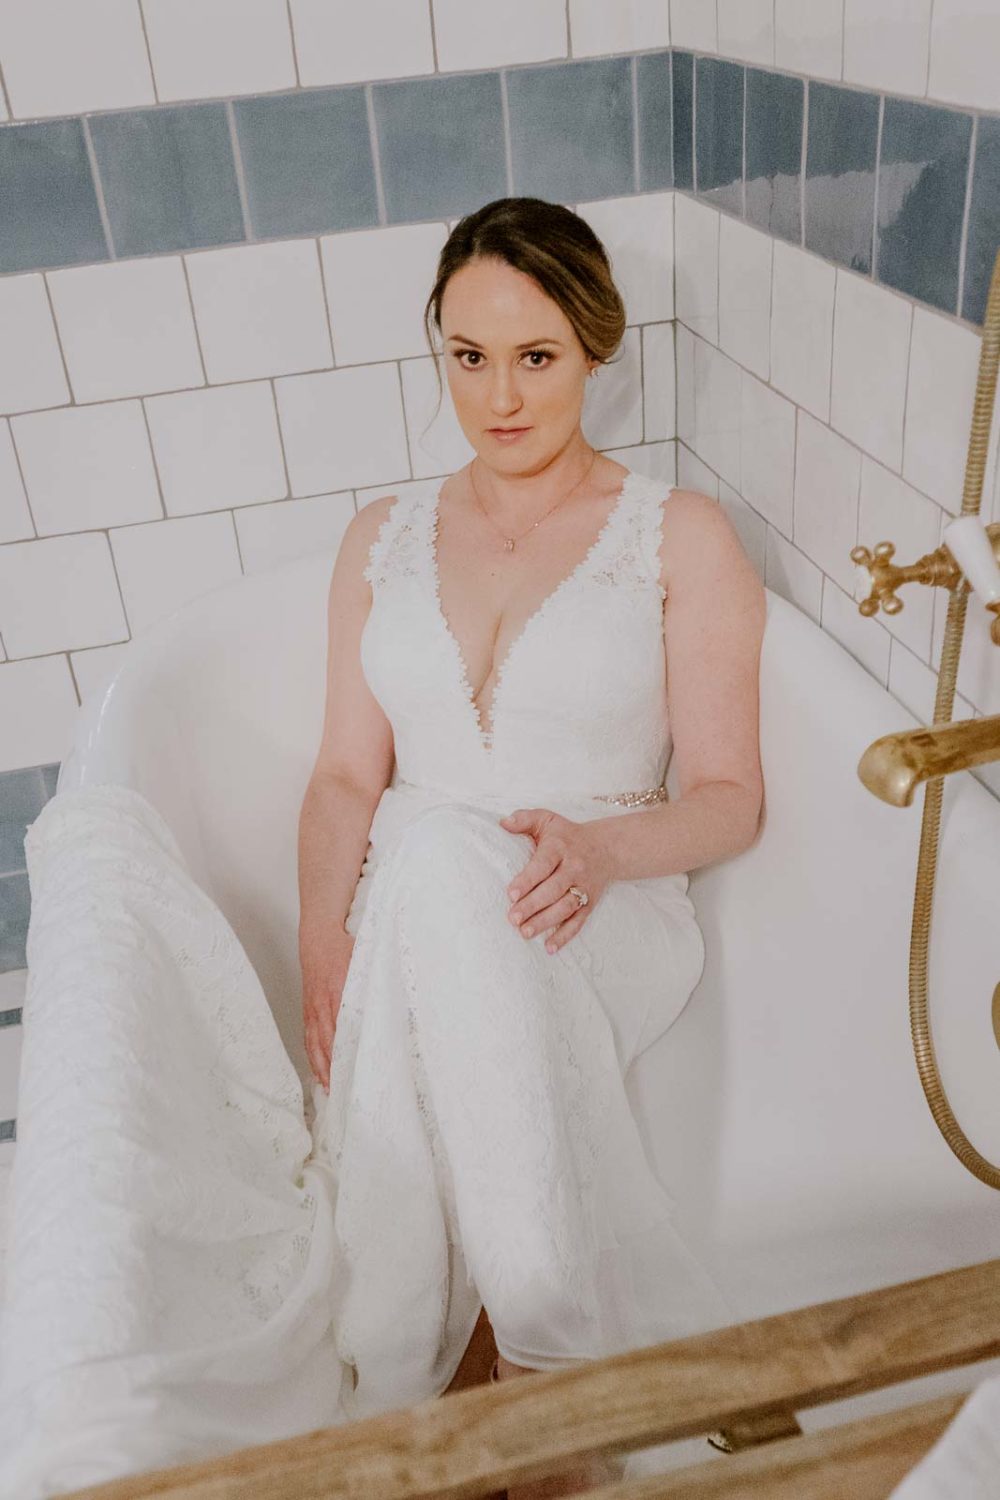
[658,486,763,603]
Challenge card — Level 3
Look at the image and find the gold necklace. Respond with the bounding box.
[469,450,599,552]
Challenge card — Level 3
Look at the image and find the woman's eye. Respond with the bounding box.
[453,350,553,369]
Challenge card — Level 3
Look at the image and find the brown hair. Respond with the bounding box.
[420,196,627,437]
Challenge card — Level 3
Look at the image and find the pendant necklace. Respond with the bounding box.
[469,449,599,552]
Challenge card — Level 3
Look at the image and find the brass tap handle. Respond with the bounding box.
[851,540,964,618]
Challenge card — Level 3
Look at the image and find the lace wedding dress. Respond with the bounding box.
[0,463,735,1496]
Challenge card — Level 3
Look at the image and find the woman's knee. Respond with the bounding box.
[388,804,530,896]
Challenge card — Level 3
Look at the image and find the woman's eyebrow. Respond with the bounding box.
[446,335,565,350]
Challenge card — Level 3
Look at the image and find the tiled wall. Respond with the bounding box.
[2,0,1000,1150]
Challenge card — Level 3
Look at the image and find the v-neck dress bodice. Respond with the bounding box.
[359,466,673,805]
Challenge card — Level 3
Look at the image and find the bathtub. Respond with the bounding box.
[32,542,1000,1458]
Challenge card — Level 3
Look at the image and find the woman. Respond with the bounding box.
[299,196,766,1494]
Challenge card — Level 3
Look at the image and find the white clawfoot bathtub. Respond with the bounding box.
[31,541,1000,1458]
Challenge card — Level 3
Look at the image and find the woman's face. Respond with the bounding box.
[439,256,596,470]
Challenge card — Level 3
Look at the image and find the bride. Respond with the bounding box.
[298,195,766,1496]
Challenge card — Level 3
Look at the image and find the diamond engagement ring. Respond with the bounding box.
[568,885,589,909]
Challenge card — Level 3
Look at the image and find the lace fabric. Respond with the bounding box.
[0,465,736,1494]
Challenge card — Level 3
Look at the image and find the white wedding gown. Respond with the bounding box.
[0,464,737,1496]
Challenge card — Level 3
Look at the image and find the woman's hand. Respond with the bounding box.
[498,808,617,954]
[300,927,356,1093]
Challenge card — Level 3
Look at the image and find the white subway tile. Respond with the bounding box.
[70,642,132,705]
[0,656,79,773]
[275,362,411,496]
[642,323,676,443]
[145,383,286,517]
[770,241,835,420]
[857,456,939,660]
[740,372,795,535]
[579,326,645,454]
[0,423,32,544]
[0,533,128,657]
[143,0,296,101]
[675,322,696,448]
[321,223,448,366]
[929,0,1000,112]
[675,194,719,344]
[831,272,912,471]
[843,0,933,96]
[432,0,567,69]
[719,481,767,577]
[48,258,203,403]
[888,635,939,722]
[765,525,823,623]
[793,411,862,594]
[578,193,674,323]
[690,337,741,488]
[569,0,671,55]
[110,512,243,637]
[612,439,677,489]
[235,490,355,575]
[0,275,70,417]
[0,0,154,118]
[718,215,772,380]
[717,0,774,65]
[186,242,333,385]
[676,442,719,497]
[399,356,476,480]
[12,402,160,534]
[290,0,434,85]
[670,0,717,52]
[774,0,843,80]
[904,307,979,515]
[821,575,891,684]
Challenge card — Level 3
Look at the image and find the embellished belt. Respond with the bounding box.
[592,784,670,807]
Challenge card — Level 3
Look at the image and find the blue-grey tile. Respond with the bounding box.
[877,98,972,315]
[90,103,244,257]
[745,68,802,243]
[0,1120,15,1143]
[508,57,634,203]
[0,872,29,972]
[0,768,47,822]
[672,51,693,191]
[375,71,506,223]
[0,1008,22,1028]
[805,83,879,275]
[0,117,107,274]
[40,764,60,800]
[637,50,672,191]
[696,57,743,213]
[963,115,1000,326]
[234,87,378,237]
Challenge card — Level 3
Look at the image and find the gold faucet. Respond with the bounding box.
[850,246,1000,1190]
[852,531,1000,807]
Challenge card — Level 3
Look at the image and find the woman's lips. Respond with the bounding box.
[488,426,531,441]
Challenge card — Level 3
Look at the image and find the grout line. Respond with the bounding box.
[691,49,698,193]
[269,378,293,498]
[924,0,936,97]
[741,63,747,218]
[800,77,808,248]
[79,116,117,261]
[313,236,338,364]
[428,0,440,71]
[225,100,254,242]
[500,70,515,195]
[0,54,14,119]
[955,113,977,320]
[178,255,210,386]
[632,54,641,193]
[135,0,159,104]
[285,0,302,88]
[365,84,388,226]
[5,419,39,539]
[138,398,167,517]
[871,92,885,281]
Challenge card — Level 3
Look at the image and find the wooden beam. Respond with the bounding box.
[62,1257,1000,1499]
[584,1393,967,1499]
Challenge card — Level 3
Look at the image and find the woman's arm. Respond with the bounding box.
[593,488,766,884]
[298,495,397,946]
